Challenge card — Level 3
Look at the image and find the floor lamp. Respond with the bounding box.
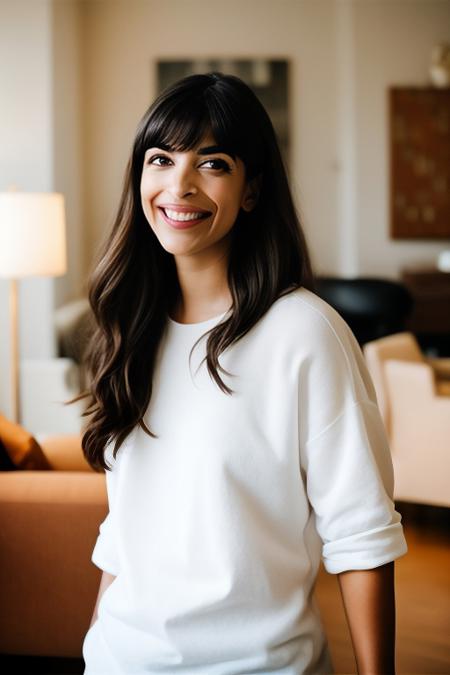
[0,192,67,423]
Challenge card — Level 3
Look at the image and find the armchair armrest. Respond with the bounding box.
[0,471,107,658]
[383,359,450,507]
[384,359,436,400]
[384,359,450,431]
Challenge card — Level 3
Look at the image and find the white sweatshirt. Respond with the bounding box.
[83,287,408,675]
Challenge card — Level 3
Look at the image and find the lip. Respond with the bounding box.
[158,203,212,214]
[158,206,211,230]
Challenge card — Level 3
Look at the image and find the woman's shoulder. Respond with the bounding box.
[268,286,375,402]
[269,286,356,351]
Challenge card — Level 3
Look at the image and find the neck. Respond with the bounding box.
[171,244,232,323]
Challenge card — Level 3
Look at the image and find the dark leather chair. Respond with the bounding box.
[315,276,414,346]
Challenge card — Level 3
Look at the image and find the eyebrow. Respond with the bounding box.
[152,143,236,160]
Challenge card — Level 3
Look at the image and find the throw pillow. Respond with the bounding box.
[0,413,51,470]
[0,437,16,471]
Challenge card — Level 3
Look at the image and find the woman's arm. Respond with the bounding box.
[337,561,396,675]
[89,570,116,629]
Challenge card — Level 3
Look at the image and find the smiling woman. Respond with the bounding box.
[74,71,311,463]
[76,72,407,675]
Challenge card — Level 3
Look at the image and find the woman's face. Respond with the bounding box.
[140,133,255,259]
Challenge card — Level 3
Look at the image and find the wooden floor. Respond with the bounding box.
[314,502,450,675]
[1,502,448,674]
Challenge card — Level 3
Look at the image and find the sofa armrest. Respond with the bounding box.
[37,433,93,472]
[0,471,107,658]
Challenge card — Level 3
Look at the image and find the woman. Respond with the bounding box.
[81,71,407,674]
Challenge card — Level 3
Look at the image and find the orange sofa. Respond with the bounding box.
[0,435,107,658]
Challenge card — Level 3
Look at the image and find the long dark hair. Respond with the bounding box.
[76,71,315,472]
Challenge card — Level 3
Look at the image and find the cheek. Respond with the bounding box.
[140,178,150,203]
[139,177,146,203]
[213,185,242,216]
[140,178,156,212]
[140,183,155,226]
[219,191,243,221]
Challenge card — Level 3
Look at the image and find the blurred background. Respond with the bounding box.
[0,1,449,673]
[1,0,450,425]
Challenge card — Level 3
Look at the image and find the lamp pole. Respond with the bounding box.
[9,278,20,423]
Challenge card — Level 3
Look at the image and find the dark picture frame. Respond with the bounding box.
[389,87,450,240]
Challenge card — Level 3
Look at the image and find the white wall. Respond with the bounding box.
[52,0,85,306]
[0,0,56,417]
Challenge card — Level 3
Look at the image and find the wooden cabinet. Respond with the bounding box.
[401,266,450,355]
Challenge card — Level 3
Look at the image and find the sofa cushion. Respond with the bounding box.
[0,413,51,470]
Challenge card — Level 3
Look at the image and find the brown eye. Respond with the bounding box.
[202,159,232,173]
[148,155,171,166]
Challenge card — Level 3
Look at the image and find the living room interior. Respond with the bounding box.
[0,0,449,673]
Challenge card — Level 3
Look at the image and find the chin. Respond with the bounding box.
[157,238,196,256]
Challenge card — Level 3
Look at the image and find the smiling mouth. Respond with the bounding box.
[158,207,212,229]
[158,207,211,222]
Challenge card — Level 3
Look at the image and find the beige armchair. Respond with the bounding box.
[363,332,450,433]
[363,332,450,507]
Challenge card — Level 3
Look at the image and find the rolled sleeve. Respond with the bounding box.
[302,399,408,574]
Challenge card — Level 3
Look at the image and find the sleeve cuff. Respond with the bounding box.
[322,521,408,574]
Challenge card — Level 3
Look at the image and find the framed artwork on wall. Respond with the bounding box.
[389,86,450,239]
[155,59,291,177]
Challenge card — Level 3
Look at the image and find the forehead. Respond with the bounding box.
[150,135,232,153]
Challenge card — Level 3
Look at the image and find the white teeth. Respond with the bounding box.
[165,208,208,222]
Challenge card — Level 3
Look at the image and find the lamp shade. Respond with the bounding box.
[0,192,67,278]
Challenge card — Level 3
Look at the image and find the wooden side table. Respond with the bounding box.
[401,266,450,355]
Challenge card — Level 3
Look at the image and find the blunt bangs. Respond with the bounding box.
[141,100,213,156]
[134,74,264,181]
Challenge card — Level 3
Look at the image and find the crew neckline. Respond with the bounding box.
[168,307,230,328]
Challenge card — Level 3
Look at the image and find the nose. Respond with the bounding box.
[169,164,198,198]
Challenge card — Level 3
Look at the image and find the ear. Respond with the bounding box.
[241,173,262,212]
